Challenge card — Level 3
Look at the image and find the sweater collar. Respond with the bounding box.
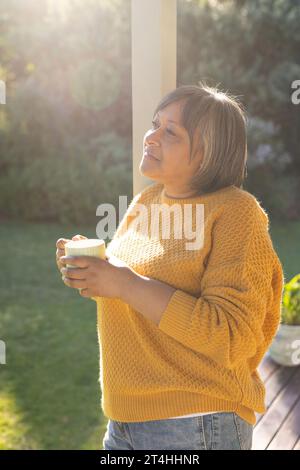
[160,184,235,206]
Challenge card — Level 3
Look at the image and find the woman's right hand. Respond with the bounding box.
[55,234,88,272]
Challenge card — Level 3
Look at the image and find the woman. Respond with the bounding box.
[56,84,284,450]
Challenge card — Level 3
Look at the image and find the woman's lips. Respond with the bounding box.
[144,150,159,161]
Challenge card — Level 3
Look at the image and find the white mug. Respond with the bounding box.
[64,239,106,293]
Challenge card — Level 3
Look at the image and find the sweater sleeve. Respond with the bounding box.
[158,197,284,369]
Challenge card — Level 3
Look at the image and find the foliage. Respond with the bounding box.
[282,274,300,325]
[0,0,300,222]
[0,0,132,224]
[178,0,300,219]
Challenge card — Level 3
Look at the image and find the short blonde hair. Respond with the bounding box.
[153,83,248,194]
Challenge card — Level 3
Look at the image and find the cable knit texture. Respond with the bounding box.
[92,182,284,425]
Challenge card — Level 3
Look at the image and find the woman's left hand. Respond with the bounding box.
[60,254,132,299]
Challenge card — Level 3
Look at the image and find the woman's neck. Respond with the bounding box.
[163,186,199,199]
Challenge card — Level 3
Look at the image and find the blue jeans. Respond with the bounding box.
[102,412,253,450]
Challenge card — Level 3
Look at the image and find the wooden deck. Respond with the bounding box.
[253,353,300,450]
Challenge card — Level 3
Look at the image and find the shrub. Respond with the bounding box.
[281,274,300,325]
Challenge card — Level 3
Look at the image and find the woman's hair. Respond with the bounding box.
[152,83,248,195]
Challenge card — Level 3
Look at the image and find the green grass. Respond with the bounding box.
[0,220,108,450]
[0,218,299,449]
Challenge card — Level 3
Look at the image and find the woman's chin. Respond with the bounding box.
[139,162,160,179]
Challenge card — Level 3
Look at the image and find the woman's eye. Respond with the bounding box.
[151,121,175,136]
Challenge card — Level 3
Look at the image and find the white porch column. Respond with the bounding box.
[131,0,177,196]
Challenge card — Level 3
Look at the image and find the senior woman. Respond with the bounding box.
[56,84,284,450]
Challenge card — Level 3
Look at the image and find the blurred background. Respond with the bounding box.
[0,0,300,450]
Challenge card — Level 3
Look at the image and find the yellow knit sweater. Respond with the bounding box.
[93,182,284,425]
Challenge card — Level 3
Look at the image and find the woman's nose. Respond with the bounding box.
[145,128,161,146]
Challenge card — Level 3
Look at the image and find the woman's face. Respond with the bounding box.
[140,100,203,197]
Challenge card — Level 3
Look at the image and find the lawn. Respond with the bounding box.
[0,220,108,450]
[0,218,299,449]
